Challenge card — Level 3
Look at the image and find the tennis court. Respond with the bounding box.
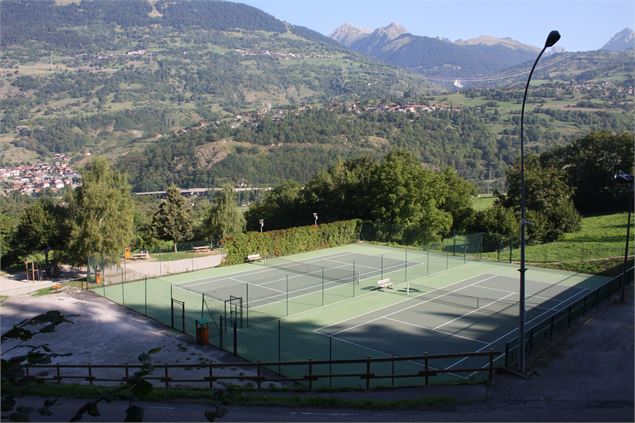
[175,249,422,317]
[91,242,614,388]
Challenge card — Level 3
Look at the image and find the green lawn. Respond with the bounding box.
[472,195,496,211]
[482,212,633,275]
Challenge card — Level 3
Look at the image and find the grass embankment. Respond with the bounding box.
[481,212,632,275]
[472,195,496,211]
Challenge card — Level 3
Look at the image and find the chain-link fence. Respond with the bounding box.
[87,241,223,286]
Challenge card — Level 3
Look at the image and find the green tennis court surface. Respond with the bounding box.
[91,242,613,388]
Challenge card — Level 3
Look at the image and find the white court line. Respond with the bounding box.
[477,279,584,303]
[248,261,412,310]
[383,317,489,345]
[313,272,491,333]
[315,326,469,380]
[227,277,284,294]
[322,274,498,336]
[433,292,516,330]
[444,287,590,371]
[247,278,352,309]
[475,285,514,295]
[321,258,376,270]
[175,251,357,289]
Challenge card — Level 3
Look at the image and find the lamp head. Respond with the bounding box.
[545,30,561,48]
[614,172,634,184]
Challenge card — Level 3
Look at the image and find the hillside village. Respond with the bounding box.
[0,153,81,196]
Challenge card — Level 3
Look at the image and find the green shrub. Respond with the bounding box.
[221,220,361,265]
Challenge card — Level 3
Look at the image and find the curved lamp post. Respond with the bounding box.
[518,30,560,374]
[614,172,634,304]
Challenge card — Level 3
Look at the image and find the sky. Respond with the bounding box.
[237,0,634,52]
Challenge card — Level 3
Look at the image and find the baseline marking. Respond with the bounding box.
[433,292,516,330]
[319,274,498,336]
[445,286,590,371]
[383,317,489,345]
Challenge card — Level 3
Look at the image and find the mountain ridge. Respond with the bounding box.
[601,27,635,51]
[328,22,540,79]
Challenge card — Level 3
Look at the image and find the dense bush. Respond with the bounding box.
[221,219,361,265]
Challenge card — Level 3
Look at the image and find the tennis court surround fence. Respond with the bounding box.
[83,220,633,389]
[503,266,634,368]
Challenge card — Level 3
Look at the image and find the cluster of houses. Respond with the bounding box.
[342,101,460,114]
[233,48,330,60]
[0,154,81,196]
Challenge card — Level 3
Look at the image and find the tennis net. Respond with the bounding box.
[257,255,357,285]
[396,281,568,314]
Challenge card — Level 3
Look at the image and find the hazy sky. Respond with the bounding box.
[237,0,634,51]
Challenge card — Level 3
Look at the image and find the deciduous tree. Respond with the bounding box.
[67,158,134,267]
[203,184,245,244]
[152,185,192,252]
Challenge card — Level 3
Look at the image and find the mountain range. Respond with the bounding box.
[0,0,632,193]
[329,23,634,82]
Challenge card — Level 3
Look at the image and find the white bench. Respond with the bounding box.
[247,253,262,262]
[131,251,149,260]
[377,278,393,290]
[193,246,211,253]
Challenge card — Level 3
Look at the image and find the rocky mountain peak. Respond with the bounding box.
[374,22,408,40]
[601,27,635,51]
[329,22,371,47]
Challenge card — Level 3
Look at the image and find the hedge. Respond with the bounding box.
[221,219,362,265]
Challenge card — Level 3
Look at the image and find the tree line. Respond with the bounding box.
[0,131,631,271]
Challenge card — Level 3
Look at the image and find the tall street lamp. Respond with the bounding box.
[518,30,560,374]
[614,172,633,303]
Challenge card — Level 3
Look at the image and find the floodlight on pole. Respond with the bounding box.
[313,213,318,226]
[614,172,633,304]
[518,30,560,375]
[259,219,264,233]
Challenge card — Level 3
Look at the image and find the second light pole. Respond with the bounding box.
[518,30,561,375]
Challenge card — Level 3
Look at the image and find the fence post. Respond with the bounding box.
[424,353,429,386]
[219,316,224,351]
[144,277,148,316]
[257,361,262,390]
[286,275,289,316]
[509,239,513,263]
[391,355,395,387]
[504,343,510,367]
[549,316,554,339]
[125,363,129,380]
[56,363,61,384]
[366,357,371,390]
[321,268,325,306]
[164,364,169,389]
[488,350,494,385]
[88,363,93,386]
[381,254,384,280]
[453,231,456,256]
[233,319,237,356]
[209,365,213,391]
[329,336,332,388]
[308,359,313,391]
